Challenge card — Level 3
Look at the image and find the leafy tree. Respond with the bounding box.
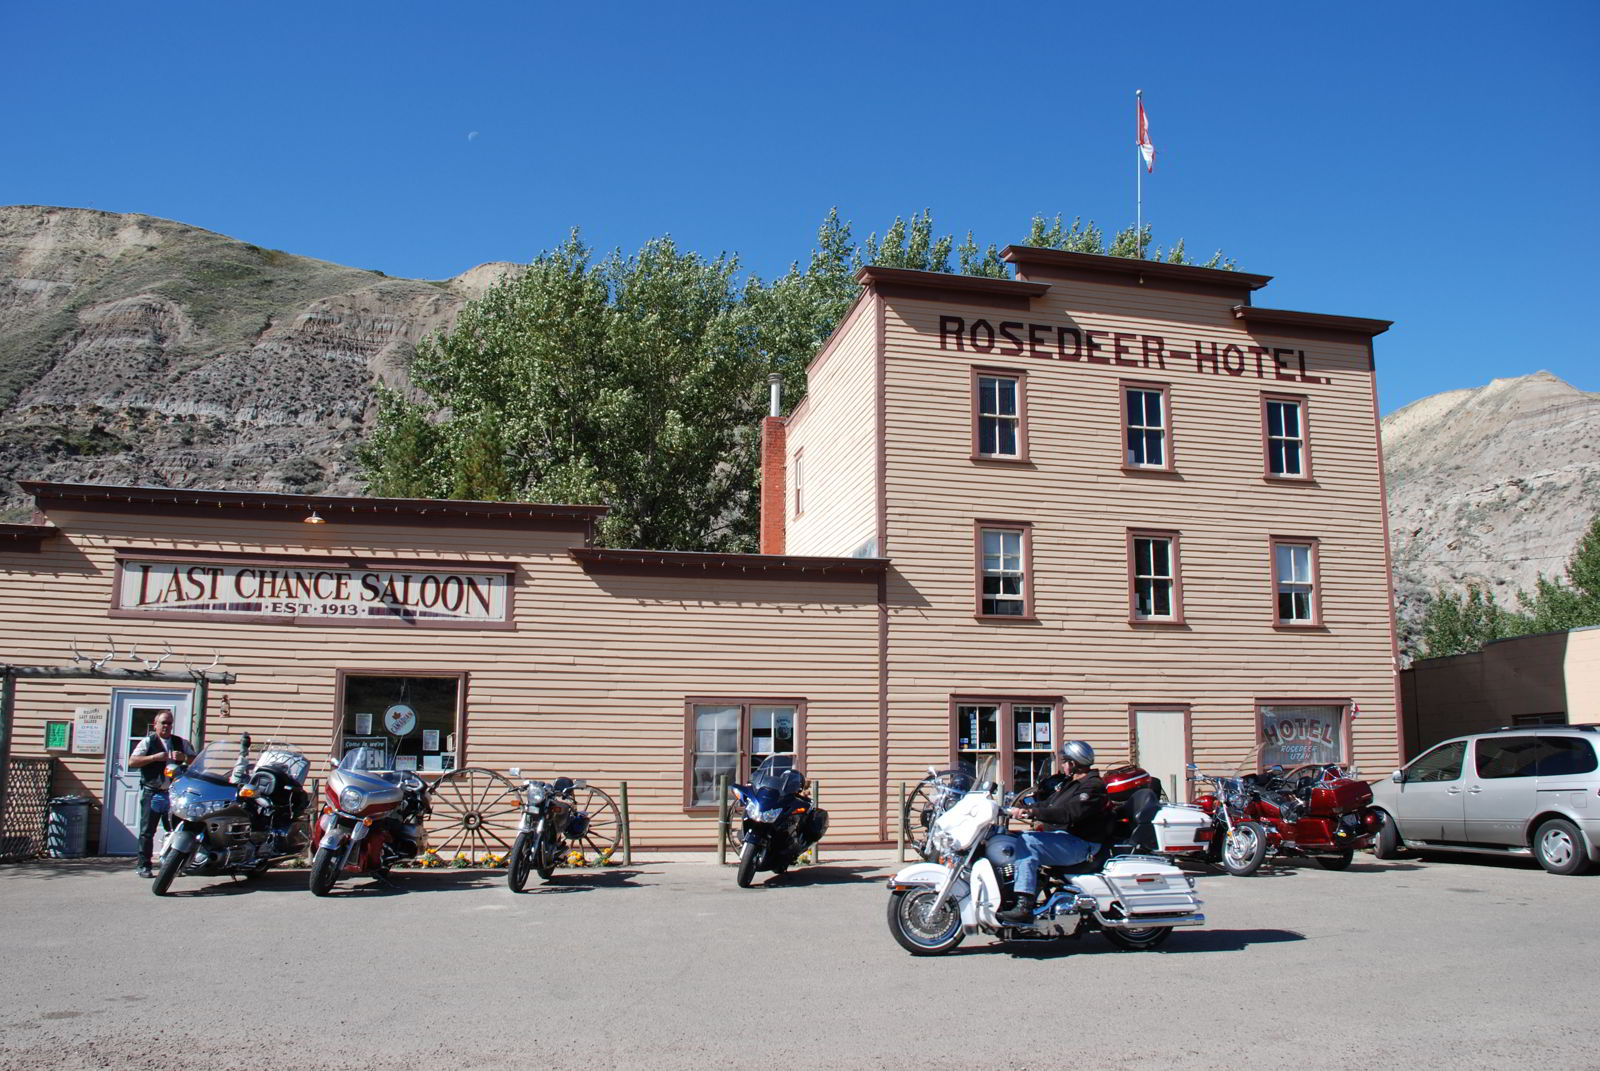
[359,232,763,551]
[1418,584,1524,659]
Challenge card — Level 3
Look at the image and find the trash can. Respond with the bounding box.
[47,796,93,858]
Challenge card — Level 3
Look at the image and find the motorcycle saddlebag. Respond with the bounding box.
[1104,765,1153,799]
[1311,778,1373,813]
[802,807,828,845]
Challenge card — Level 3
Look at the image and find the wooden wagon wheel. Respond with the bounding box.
[426,768,522,863]
[564,783,622,861]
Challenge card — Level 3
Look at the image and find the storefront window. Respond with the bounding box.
[687,700,801,806]
[1259,703,1344,767]
[340,675,462,774]
[956,699,1058,791]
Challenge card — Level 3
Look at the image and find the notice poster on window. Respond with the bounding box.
[395,755,418,772]
[422,729,440,752]
[343,735,387,762]
[74,707,106,755]
[353,712,373,736]
[1034,722,1051,744]
[439,752,456,772]
[423,754,443,773]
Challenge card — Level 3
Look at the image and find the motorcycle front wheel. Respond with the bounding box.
[151,848,190,897]
[534,820,557,880]
[887,888,965,955]
[1102,926,1173,951]
[309,846,340,896]
[1222,821,1269,876]
[508,831,533,892]
[736,840,760,888]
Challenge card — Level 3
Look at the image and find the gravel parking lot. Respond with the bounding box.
[0,850,1592,1070]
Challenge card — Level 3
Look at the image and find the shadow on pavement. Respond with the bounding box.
[754,864,887,888]
[512,869,647,893]
[967,927,1307,959]
[0,857,135,879]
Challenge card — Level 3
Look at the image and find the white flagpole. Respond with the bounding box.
[1136,89,1144,259]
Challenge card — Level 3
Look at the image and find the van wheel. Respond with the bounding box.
[1533,818,1593,875]
[1372,811,1404,859]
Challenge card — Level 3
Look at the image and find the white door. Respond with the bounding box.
[101,689,194,856]
[1135,709,1188,803]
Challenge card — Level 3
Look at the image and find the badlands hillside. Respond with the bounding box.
[3,207,1596,643]
[1382,372,1600,648]
[0,205,514,517]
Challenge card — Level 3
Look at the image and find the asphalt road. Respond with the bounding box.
[0,850,1592,1070]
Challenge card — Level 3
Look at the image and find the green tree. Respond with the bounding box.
[1418,584,1524,658]
[359,232,763,551]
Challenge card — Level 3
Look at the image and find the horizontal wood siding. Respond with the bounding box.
[0,513,881,848]
[879,281,1399,786]
[785,298,879,558]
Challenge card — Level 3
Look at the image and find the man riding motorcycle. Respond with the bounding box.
[997,740,1115,925]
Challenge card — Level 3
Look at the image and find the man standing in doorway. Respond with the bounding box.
[128,712,195,877]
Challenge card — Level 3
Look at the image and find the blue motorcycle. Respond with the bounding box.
[153,733,311,896]
[729,756,827,888]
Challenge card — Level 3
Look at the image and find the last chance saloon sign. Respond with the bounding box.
[116,559,510,625]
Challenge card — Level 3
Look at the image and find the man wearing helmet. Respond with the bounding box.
[996,740,1114,925]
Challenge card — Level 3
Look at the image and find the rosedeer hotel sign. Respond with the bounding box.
[115,559,510,625]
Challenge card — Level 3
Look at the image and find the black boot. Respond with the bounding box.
[996,899,1035,925]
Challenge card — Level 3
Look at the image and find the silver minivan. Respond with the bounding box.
[1368,726,1600,874]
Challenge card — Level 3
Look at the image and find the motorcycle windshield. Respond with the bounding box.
[187,738,310,787]
[752,756,803,797]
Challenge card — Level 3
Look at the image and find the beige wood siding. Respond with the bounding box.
[877,282,1399,787]
[784,297,879,558]
[0,514,882,848]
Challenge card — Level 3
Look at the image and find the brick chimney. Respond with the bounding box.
[760,374,786,555]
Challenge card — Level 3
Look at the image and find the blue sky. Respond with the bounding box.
[4,1,1595,414]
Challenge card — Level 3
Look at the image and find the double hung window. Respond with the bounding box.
[687,700,801,807]
[1124,384,1170,469]
[1272,539,1319,625]
[973,370,1025,460]
[1265,396,1309,478]
[1130,531,1180,621]
[953,698,1059,791]
[977,523,1031,618]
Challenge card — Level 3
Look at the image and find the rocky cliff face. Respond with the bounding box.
[1382,372,1600,651]
[0,206,515,517]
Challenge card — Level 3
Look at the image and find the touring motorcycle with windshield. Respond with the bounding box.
[152,733,311,896]
[729,756,828,888]
[310,745,429,895]
[885,762,1205,955]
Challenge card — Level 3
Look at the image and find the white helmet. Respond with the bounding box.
[1060,740,1095,767]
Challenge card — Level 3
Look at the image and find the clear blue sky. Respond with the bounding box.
[4,1,1595,414]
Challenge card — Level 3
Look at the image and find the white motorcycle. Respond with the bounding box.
[886,769,1206,955]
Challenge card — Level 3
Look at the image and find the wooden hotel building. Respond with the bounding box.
[0,247,1396,852]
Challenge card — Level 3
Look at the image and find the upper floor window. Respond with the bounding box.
[973,369,1026,460]
[1264,395,1310,478]
[792,449,805,517]
[1130,531,1181,621]
[1124,384,1170,469]
[1273,538,1319,625]
[977,522,1032,619]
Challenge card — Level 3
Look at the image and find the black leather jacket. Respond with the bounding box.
[1029,770,1115,843]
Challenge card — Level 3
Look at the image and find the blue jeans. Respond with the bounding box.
[1012,830,1099,896]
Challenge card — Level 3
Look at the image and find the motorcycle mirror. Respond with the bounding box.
[571,779,587,789]
[328,756,339,771]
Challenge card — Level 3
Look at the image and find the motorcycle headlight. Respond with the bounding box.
[929,829,958,859]
[525,783,547,806]
[338,787,367,813]
[745,800,783,823]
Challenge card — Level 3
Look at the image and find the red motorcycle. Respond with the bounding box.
[1195,763,1380,875]
[309,746,430,895]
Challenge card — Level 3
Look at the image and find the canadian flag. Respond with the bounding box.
[1137,96,1155,173]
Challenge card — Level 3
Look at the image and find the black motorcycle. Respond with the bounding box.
[508,776,591,891]
[154,733,311,896]
[729,756,827,888]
